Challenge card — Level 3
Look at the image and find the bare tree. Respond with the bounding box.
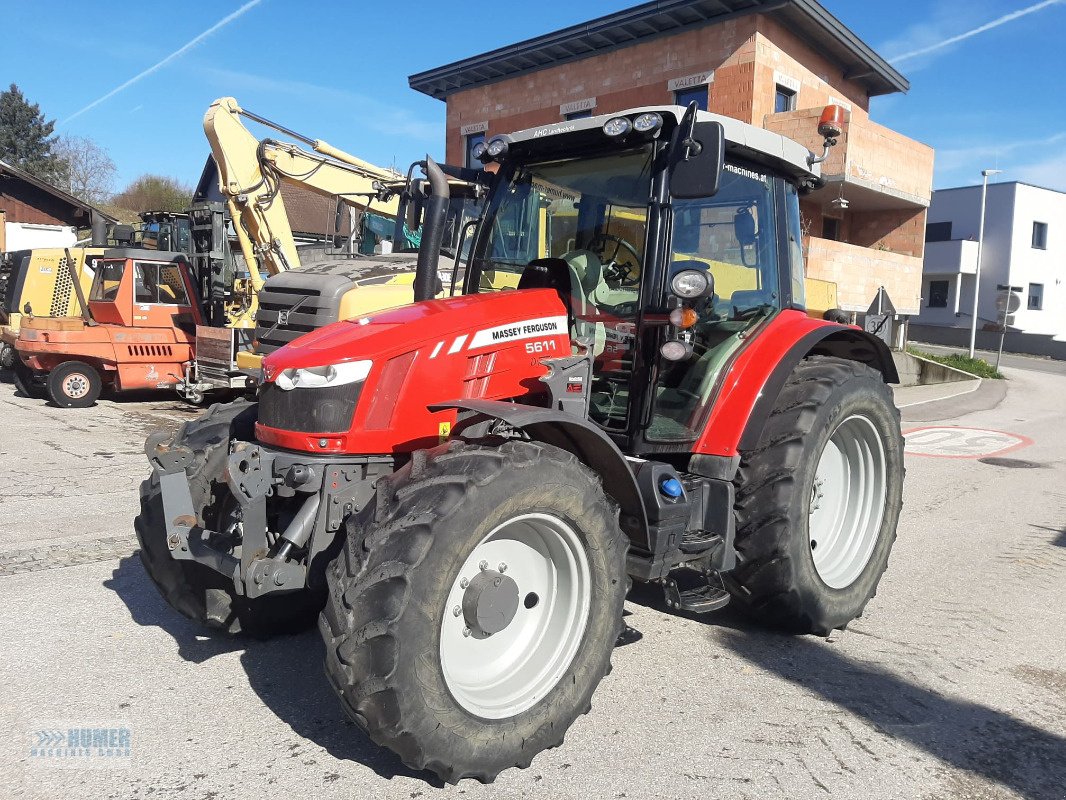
[54,135,116,204]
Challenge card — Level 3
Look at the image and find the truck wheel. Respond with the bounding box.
[0,343,14,371]
[727,356,904,635]
[12,359,47,399]
[320,440,627,783]
[135,400,324,637]
[47,361,102,408]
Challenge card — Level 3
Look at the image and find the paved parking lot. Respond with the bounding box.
[1,368,1064,799]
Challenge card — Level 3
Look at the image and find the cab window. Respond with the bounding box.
[89,260,125,301]
[134,262,190,305]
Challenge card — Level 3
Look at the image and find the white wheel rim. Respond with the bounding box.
[63,373,90,399]
[808,414,887,589]
[439,512,591,719]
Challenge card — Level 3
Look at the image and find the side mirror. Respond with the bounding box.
[671,120,725,200]
[405,181,425,232]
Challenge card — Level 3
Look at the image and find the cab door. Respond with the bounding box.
[132,260,202,332]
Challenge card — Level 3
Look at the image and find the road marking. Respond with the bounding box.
[903,426,1033,459]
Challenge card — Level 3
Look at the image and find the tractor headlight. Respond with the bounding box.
[274,359,372,391]
[486,137,510,159]
[633,112,663,134]
[670,268,713,299]
[603,116,633,138]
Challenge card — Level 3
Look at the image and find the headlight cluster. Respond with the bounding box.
[274,360,372,391]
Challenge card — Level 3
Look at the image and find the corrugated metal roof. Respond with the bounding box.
[409,0,908,100]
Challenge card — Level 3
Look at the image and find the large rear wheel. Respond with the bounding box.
[727,356,904,635]
[320,440,627,783]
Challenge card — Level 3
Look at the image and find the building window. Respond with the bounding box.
[928,280,949,308]
[774,85,797,113]
[1032,221,1048,249]
[1028,283,1043,310]
[925,221,952,242]
[674,86,708,111]
[565,109,592,121]
[822,217,841,241]
[464,132,485,169]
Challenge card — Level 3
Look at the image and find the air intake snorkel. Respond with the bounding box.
[413,156,449,302]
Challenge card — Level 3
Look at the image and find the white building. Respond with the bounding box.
[915,181,1065,341]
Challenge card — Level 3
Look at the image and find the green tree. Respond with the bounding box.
[112,174,192,213]
[0,83,63,181]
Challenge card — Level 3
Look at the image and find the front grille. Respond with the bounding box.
[258,381,362,433]
[255,286,329,354]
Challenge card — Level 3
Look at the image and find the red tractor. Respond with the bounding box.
[138,104,903,782]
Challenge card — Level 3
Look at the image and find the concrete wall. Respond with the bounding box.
[910,323,1066,360]
[891,350,980,387]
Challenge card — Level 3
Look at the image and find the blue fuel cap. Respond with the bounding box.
[659,477,684,499]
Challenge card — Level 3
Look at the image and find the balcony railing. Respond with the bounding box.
[765,108,934,210]
[922,239,979,275]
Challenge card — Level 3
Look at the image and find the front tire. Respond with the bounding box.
[47,360,102,408]
[320,440,627,783]
[135,400,324,636]
[727,356,904,635]
[0,343,14,371]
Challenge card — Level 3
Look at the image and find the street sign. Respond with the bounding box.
[864,312,892,346]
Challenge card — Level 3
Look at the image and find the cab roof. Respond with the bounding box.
[498,105,819,185]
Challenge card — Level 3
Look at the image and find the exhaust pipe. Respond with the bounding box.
[413,156,449,302]
[90,211,107,247]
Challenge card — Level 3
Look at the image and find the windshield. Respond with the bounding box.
[472,147,654,293]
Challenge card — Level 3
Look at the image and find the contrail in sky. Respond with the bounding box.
[60,0,265,125]
[891,0,1063,63]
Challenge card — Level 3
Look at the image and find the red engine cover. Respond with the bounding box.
[257,289,571,454]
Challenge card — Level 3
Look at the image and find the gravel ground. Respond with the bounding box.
[0,368,1063,800]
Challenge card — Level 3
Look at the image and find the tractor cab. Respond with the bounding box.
[87,250,202,332]
[460,105,819,454]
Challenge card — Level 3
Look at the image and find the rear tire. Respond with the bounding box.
[47,360,102,408]
[0,343,14,371]
[727,356,904,635]
[320,440,627,783]
[12,358,46,399]
[135,400,324,636]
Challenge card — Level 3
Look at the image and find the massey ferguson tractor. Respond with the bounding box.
[137,103,904,783]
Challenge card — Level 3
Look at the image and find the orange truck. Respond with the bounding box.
[13,249,202,407]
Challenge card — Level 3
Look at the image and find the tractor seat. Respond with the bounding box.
[518,258,575,323]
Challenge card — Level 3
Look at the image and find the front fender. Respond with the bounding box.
[429,399,650,551]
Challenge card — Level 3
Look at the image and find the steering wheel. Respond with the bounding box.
[587,233,641,285]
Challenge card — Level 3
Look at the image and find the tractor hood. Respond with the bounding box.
[256,288,573,454]
[262,288,569,374]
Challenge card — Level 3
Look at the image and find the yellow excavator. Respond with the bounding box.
[177,97,486,402]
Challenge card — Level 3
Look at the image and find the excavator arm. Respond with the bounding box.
[203,97,402,308]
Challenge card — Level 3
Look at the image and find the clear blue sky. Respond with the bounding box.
[3,0,1064,193]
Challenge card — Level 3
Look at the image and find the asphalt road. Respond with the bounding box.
[0,366,1064,800]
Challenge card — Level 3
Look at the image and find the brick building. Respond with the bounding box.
[409,0,933,321]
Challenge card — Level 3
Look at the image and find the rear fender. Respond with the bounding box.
[429,399,650,551]
[694,311,898,458]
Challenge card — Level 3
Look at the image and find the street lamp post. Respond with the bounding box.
[969,168,1003,358]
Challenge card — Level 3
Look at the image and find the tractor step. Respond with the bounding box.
[663,575,731,614]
